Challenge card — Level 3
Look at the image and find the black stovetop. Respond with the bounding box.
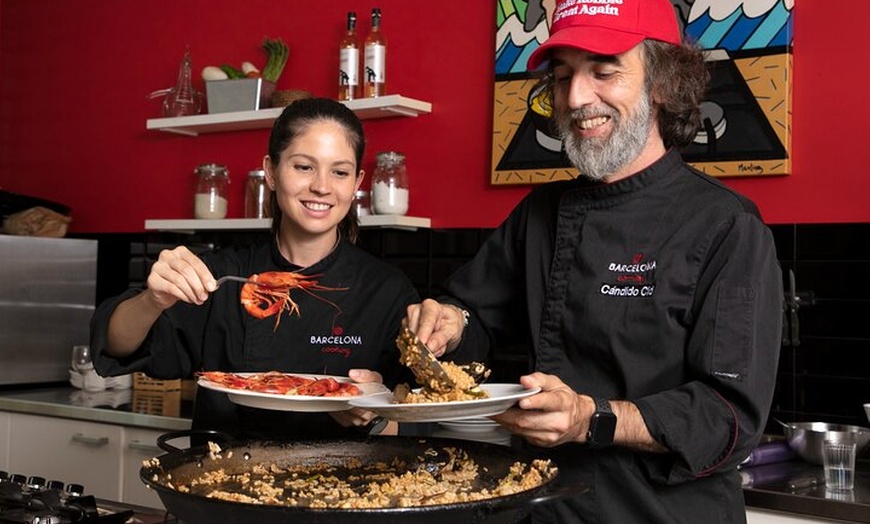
[0,472,175,524]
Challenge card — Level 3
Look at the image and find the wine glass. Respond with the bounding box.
[71,345,93,372]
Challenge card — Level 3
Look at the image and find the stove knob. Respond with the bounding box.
[65,483,85,497]
[27,475,47,491]
[31,516,62,524]
[9,473,26,485]
[47,479,65,491]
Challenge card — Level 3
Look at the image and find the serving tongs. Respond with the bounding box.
[396,326,456,393]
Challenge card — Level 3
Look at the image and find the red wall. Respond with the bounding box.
[0,1,867,233]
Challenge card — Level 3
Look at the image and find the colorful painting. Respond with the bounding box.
[491,0,794,184]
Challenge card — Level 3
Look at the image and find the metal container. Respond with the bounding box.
[0,236,97,385]
[205,78,276,113]
[782,422,870,465]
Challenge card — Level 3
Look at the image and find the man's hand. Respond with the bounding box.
[492,372,594,447]
[403,299,466,356]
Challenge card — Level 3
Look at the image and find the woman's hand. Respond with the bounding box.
[145,246,217,310]
[107,246,215,357]
[329,369,397,435]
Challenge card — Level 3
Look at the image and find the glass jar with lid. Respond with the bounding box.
[244,169,272,219]
[194,163,229,219]
[354,189,371,216]
[371,151,408,215]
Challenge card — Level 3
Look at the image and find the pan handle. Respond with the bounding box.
[157,429,235,452]
[477,482,590,522]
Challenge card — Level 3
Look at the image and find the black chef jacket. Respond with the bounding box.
[447,150,783,523]
[91,238,419,440]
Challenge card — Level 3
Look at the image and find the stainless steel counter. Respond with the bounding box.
[742,458,870,522]
[0,385,191,431]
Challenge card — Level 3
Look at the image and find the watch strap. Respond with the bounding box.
[358,416,388,436]
[587,397,616,447]
[595,397,612,414]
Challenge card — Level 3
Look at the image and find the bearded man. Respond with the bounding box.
[404,0,783,522]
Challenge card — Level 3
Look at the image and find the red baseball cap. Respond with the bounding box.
[527,0,682,70]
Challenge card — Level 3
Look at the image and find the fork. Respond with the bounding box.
[214,275,268,288]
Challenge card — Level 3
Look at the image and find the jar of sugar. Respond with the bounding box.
[371,151,408,215]
[194,163,229,219]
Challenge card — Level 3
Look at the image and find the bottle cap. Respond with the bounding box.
[195,163,228,177]
[376,151,405,164]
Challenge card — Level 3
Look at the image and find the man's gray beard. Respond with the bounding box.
[556,90,653,182]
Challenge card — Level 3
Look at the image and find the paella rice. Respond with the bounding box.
[170,442,556,509]
[395,326,491,403]
[397,361,488,403]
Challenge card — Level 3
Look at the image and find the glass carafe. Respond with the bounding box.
[150,48,203,117]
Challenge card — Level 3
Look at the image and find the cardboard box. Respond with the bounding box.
[132,389,181,417]
[133,372,181,392]
[206,78,276,113]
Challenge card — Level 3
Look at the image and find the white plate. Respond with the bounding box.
[438,418,501,434]
[348,383,540,422]
[197,373,390,413]
[435,425,513,446]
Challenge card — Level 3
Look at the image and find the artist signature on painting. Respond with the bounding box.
[738,163,765,174]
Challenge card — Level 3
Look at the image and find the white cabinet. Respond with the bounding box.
[122,427,188,508]
[4,412,186,509]
[747,508,851,523]
[7,412,124,500]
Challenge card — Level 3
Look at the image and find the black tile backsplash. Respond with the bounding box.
[78,222,870,434]
[769,223,870,433]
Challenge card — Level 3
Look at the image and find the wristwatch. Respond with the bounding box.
[586,397,616,447]
[359,416,388,436]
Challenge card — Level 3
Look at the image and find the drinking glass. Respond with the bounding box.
[823,440,856,490]
[71,345,93,372]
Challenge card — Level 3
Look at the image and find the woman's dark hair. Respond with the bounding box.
[266,97,365,243]
[641,39,710,149]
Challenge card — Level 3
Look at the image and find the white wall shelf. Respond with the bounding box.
[146,95,432,136]
[145,215,431,232]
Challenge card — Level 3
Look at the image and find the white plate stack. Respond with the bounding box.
[436,417,511,446]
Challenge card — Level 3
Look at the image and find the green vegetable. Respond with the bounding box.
[219,64,246,79]
[261,37,289,83]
